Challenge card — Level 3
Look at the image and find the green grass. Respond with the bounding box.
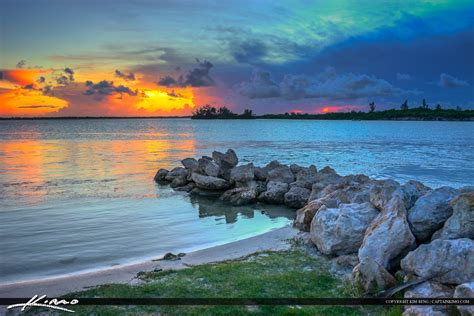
[28,245,403,315]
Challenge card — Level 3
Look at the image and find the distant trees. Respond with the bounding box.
[241,109,254,118]
[436,104,442,110]
[421,99,429,109]
[369,102,376,113]
[191,105,254,119]
[401,100,409,110]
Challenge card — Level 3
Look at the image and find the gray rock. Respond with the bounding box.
[454,282,474,316]
[368,179,401,211]
[267,165,295,184]
[196,157,220,177]
[189,187,224,197]
[254,167,268,181]
[331,254,359,278]
[290,163,304,175]
[170,176,188,188]
[358,196,416,270]
[407,186,459,242]
[181,158,198,171]
[154,168,169,183]
[284,186,311,208]
[460,186,474,193]
[352,257,397,293]
[191,173,230,190]
[294,195,340,231]
[212,149,238,179]
[403,281,454,316]
[258,181,289,204]
[290,180,313,190]
[319,166,337,175]
[174,182,195,192]
[220,187,258,206]
[310,203,379,255]
[432,192,474,240]
[399,180,431,209]
[264,160,282,172]
[165,167,188,181]
[295,165,317,179]
[230,163,255,183]
[400,238,474,284]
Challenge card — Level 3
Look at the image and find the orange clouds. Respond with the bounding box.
[1,69,51,86]
[0,88,68,116]
[0,66,211,117]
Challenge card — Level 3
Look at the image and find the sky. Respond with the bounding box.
[0,0,473,117]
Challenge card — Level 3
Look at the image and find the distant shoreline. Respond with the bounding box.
[1,116,473,121]
[1,108,474,121]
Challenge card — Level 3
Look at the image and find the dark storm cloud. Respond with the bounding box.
[157,59,215,87]
[437,73,469,88]
[115,69,136,81]
[56,67,75,85]
[230,39,268,64]
[157,76,177,86]
[217,27,313,65]
[237,69,280,99]
[84,80,137,96]
[238,67,412,101]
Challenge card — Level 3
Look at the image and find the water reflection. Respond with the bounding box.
[189,195,294,224]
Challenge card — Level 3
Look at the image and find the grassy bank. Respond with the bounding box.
[54,244,402,315]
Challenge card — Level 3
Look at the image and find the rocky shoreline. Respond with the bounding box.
[156,149,474,315]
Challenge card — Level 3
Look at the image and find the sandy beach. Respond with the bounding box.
[0,226,298,299]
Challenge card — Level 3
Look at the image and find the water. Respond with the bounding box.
[0,119,473,284]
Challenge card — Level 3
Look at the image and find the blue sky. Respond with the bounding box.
[0,0,473,116]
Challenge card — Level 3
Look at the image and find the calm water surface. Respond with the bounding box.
[0,119,473,283]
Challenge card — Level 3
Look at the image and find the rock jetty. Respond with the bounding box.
[155,149,473,315]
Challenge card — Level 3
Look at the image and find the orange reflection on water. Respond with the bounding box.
[0,137,196,204]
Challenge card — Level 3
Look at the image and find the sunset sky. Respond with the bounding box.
[1,0,473,117]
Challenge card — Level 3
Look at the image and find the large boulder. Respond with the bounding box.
[358,196,416,270]
[351,257,397,293]
[220,180,265,206]
[165,167,188,182]
[170,176,188,188]
[181,157,198,171]
[212,149,238,179]
[196,158,220,177]
[454,282,474,316]
[400,238,474,284]
[368,179,401,211]
[403,281,454,316]
[267,165,295,184]
[432,192,474,240]
[258,181,289,204]
[154,168,169,183]
[191,173,230,190]
[399,180,431,209]
[295,165,318,183]
[230,163,255,184]
[254,167,268,181]
[284,186,311,208]
[407,186,459,242]
[174,182,195,192]
[294,196,339,231]
[220,187,258,206]
[310,202,379,255]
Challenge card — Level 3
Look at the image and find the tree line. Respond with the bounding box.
[191,100,472,121]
